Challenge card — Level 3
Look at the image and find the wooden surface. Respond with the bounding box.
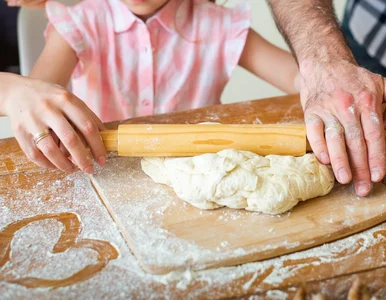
[2,94,386,298]
[92,156,386,275]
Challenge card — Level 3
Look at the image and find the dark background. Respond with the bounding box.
[0,1,20,73]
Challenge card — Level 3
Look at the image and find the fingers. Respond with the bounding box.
[6,78,106,173]
[46,113,95,174]
[36,133,77,172]
[14,128,55,169]
[305,113,330,164]
[324,119,352,185]
[62,96,106,167]
[28,121,77,172]
[344,124,371,196]
[305,107,352,184]
[300,63,386,197]
[361,105,385,184]
[343,91,385,196]
[333,91,373,196]
[78,100,107,131]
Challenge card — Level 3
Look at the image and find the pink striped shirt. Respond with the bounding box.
[46,0,250,122]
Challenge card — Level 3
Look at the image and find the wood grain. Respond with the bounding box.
[3,94,386,298]
[110,123,307,156]
[244,266,386,299]
[0,138,42,176]
[91,156,386,275]
[105,94,303,129]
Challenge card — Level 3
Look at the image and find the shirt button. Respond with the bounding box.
[142,99,150,106]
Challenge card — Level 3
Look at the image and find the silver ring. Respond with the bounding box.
[33,129,51,145]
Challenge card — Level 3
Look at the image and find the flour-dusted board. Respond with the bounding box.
[91,156,386,275]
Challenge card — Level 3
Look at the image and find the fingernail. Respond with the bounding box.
[320,152,329,164]
[338,168,350,183]
[97,156,106,167]
[371,168,382,182]
[84,165,94,174]
[356,181,371,196]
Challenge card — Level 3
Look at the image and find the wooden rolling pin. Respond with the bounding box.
[100,124,312,157]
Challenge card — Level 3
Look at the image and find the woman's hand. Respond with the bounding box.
[6,0,46,8]
[0,74,106,174]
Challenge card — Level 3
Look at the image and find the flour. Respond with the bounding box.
[252,117,262,124]
[277,116,302,124]
[1,219,99,281]
[242,272,259,290]
[2,160,386,299]
[370,111,380,124]
[266,290,289,299]
[92,156,333,277]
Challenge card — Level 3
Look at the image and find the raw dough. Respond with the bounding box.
[141,149,334,214]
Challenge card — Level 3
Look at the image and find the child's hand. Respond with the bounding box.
[2,75,107,174]
[6,0,46,8]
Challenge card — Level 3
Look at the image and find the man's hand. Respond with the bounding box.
[268,0,386,196]
[299,59,386,196]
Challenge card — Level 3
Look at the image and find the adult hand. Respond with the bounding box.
[1,74,106,174]
[299,59,386,196]
[6,0,46,8]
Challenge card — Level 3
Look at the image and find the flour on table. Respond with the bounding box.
[141,149,334,214]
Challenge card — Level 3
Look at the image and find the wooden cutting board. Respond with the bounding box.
[91,157,386,275]
[92,95,386,275]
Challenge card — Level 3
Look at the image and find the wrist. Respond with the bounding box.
[297,31,356,78]
[0,73,10,116]
[299,56,357,80]
[0,73,23,116]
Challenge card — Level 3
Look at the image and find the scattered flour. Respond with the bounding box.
[243,272,259,290]
[370,111,380,124]
[266,290,289,299]
[252,117,262,124]
[1,158,386,299]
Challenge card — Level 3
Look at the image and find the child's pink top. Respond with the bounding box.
[46,0,250,122]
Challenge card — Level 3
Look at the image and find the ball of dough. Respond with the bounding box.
[141,149,334,214]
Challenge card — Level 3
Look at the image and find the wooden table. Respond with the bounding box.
[1,94,386,299]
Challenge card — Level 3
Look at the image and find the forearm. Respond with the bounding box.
[267,0,355,72]
[252,48,299,94]
[30,27,77,87]
[30,52,76,88]
[239,29,299,94]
